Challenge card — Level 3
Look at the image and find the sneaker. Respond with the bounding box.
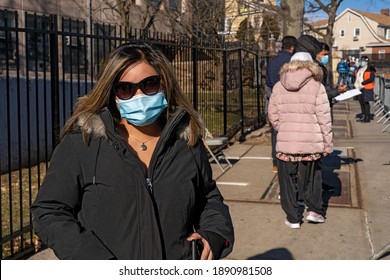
[306,212,325,223]
[272,165,278,173]
[285,219,300,229]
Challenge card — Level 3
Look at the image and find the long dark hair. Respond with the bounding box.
[62,43,203,146]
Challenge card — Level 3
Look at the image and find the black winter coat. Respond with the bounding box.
[318,62,340,102]
[31,107,234,260]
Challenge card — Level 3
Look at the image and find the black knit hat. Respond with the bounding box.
[296,35,323,60]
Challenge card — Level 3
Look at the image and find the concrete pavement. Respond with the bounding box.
[28,99,390,260]
[215,99,390,260]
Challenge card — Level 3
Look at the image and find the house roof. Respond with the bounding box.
[310,19,328,28]
[351,9,390,27]
[306,8,390,45]
[335,8,390,44]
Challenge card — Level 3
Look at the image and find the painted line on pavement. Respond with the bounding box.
[241,156,272,160]
[226,156,272,160]
[217,182,249,186]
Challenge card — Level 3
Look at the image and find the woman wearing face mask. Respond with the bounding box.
[354,56,376,122]
[30,43,234,260]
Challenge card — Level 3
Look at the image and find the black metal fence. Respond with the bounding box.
[0,11,267,259]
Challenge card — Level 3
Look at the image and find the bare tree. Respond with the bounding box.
[255,0,304,37]
[260,13,281,48]
[71,0,174,34]
[236,18,256,46]
[163,0,228,45]
[304,0,344,49]
[304,0,344,86]
[280,0,305,37]
[70,1,227,44]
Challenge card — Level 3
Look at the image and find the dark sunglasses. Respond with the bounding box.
[113,75,161,100]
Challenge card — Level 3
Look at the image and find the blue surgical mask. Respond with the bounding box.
[320,55,329,65]
[116,91,168,127]
[360,61,367,67]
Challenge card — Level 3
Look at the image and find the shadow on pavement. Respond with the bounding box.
[247,248,294,260]
[322,150,342,213]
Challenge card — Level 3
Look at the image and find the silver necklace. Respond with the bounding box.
[128,134,154,151]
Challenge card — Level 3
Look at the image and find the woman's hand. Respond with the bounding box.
[187,232,214,260]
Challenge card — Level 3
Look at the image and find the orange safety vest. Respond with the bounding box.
[363,71,374,90]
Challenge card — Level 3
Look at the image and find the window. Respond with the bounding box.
[354,28,360,37]
[26,13,51,71]
[62,18,86,73]
[0,10,17,70]
[169,0,180,11]
[225,18,232,33]
[150,0,160,7]
[94,23,116,73]
[378,50,385,60]
[339,29,345,38]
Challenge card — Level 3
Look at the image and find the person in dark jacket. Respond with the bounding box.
[354,56,376,122]
[30,43,234,260]
[295,36,347,194]
[265,35,298,173]
[296,36,347,122]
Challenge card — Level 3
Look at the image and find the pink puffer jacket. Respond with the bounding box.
[268,60,333,155]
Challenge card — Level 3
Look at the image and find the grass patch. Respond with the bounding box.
[1,163,47,259]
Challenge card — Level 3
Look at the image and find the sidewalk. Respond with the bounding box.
[29,100,390,260]
[215,99,390,260]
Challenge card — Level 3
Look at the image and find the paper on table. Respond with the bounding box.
[335,89,362,101]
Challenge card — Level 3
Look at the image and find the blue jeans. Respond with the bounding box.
[337,73,347,86]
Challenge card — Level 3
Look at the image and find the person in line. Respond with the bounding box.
[354,56,376,122]
[336,58,349,86]
[268,52,333,229]
[30,43,234,260]
[346,59,358,89]
[295,36,346,194]
[265,35,298,173]
[296,37,347,122]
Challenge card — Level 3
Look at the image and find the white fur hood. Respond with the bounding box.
[279,60,323,91]
[75,107,197,142]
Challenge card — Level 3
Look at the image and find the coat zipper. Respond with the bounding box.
[147,108,186,191]
[146,177,153,194]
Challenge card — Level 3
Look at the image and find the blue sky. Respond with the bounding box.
[337,0,390,14]
[300,0,390,21]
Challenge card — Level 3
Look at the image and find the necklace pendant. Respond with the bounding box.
[140,143,147,151]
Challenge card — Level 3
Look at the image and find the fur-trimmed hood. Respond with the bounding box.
[279,60,323,91]
[75,107,198,142]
